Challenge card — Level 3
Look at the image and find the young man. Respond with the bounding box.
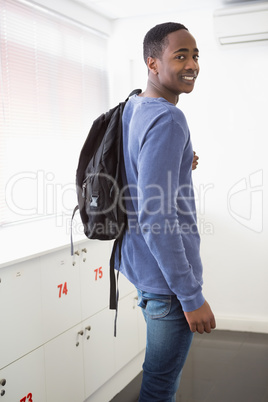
[116,22,216,401]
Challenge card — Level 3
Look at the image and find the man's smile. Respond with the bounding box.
[181,73,197,82]
[179,72,198,87]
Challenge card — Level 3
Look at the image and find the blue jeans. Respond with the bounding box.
[137,289,194,402]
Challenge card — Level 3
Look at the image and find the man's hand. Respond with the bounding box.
[192,151,199,170]
[184,300,216,334]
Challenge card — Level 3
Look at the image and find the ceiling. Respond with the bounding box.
[72,0,266,19]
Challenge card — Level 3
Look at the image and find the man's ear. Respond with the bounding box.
[147,57,158,75]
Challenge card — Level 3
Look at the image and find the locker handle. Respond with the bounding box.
[85,325,91,340]
[0,379,6,386]
[76,330,84,347]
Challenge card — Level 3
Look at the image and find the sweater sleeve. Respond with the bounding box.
[137,114,205,312]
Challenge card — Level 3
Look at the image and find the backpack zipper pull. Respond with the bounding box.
[82,182,87,198]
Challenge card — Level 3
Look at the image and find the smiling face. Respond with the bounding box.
[147,29,200,104]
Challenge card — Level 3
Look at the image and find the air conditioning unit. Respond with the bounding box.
[214,2,268,45]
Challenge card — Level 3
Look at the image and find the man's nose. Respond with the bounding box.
[185,58,198,71]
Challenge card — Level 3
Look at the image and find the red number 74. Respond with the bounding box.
[58,282,68,298]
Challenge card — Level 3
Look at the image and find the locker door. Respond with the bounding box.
[137,304,147,352]
[117,271,136,299]
[114,291,140,372]
[44,324,85,402]
[83,309,115,399]
[40,248,82,342]
[0,258,43,369]
[0,347,46,402]
[79,240,111,320]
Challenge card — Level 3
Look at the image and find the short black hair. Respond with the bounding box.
[143,22,188,64]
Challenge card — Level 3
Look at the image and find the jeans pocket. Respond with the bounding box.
[145,296,172,319]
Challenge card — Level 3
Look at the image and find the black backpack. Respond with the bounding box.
[71,89,142,313]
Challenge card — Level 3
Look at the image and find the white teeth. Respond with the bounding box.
[182,76,195,80]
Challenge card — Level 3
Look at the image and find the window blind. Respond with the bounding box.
[0,0,109,227]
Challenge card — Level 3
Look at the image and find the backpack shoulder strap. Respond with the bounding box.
[126,88,142,101]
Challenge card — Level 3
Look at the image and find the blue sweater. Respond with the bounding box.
[116,95,205,312]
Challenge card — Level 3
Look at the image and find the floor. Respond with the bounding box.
[111,330,268,402]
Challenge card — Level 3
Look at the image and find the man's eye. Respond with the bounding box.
[176,55,185,60]
[194,55,199,61]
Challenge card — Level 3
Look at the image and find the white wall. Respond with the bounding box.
[109,5,268,333]
[33,0,112,35]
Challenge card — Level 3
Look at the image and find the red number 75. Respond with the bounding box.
[94,267,103,281]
